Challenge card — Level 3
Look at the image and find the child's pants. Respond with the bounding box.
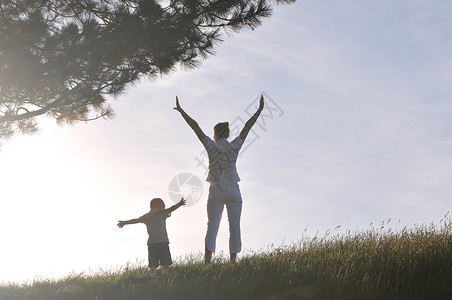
[205,181,242,254]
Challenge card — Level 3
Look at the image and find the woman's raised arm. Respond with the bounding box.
[239,95,264,141]
[174,96,206,142]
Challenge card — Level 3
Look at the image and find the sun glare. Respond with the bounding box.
[0,126,106,282]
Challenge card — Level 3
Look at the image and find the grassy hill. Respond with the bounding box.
[1,214,451,300]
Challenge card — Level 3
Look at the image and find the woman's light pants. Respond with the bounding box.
[205,182,242,254]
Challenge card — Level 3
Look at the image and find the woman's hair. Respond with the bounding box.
[150,198,165,210]
[214,122,230,140]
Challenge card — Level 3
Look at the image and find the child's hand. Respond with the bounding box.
[117,221,126,228]
[179,198,186,206]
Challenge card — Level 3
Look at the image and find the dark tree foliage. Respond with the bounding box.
[0,0,294,140]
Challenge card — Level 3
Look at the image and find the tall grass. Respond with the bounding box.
[1,214,451,300]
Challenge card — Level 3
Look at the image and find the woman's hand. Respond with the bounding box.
[258,95,264,112]
[174,96,182,112]
[239,95,265,141]
[173,95,206,142]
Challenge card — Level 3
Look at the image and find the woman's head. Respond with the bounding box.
[214,122,230,142]
[150,198,165,210]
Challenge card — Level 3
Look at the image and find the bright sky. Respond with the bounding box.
[1,1,452,283]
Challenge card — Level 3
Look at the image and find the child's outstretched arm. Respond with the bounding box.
[240,95,264,141]
[117,218,140,228]
[167,198,186,213]
[174,96,206,142]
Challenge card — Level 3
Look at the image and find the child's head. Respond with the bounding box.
[214,122,229,142]
[150,198,165,210]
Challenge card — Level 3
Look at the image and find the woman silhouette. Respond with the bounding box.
[174,95,264,263]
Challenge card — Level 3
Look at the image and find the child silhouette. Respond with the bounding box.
[118,198,185,276]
